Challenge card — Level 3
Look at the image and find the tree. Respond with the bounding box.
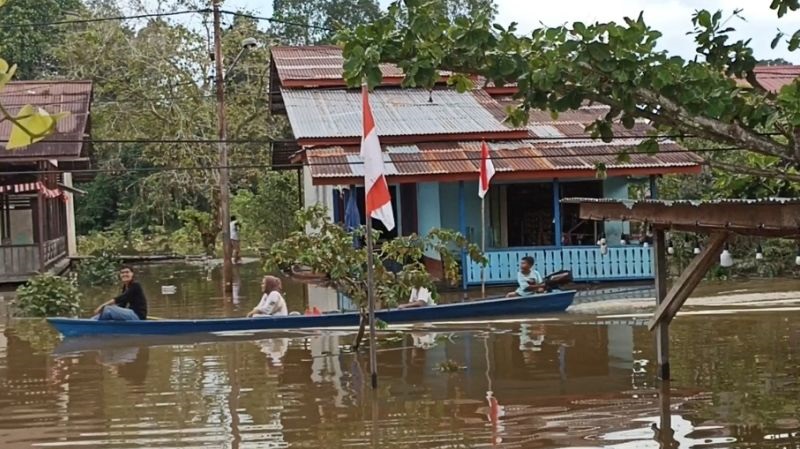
[270,0,380,45]
[1,0,68,151]
[264,205,485,307]
[339,0,800,184]
[0,0,83,79]
[52,3,288,247]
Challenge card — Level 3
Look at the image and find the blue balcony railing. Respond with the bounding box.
[465,246,654,285]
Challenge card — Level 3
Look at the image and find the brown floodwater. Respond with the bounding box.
[1,262,799,448]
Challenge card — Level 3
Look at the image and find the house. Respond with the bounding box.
[268,46,703,287]
[0,80,92,283]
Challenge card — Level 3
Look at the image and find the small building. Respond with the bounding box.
[0,81,92,283]
[269,46,702,287]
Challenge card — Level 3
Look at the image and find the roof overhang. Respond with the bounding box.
[562,197,800,238]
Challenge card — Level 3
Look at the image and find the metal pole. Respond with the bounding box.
[212,0,233,291]
[365,215,379,389]
[481,196,486,297]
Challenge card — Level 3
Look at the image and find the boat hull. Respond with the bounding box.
[47,290,575,337]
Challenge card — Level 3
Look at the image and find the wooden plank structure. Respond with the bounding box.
[562,196,800,380]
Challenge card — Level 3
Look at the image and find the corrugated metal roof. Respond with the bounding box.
[0,81,92,159]
[283,88,521,140]
[734,65,800,92]
[305,140,702,180]
[561,197,800,207]
[271,46,409,87]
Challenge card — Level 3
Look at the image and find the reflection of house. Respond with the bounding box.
[0,81,91,283]
[269,46,702,286]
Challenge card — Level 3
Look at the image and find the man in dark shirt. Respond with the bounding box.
[92,266,148,320]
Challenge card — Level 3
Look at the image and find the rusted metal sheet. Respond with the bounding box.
[0,81,92,160]
[271,46,408,88]
[305,140,702,181]
[750,66,800,93]
[563,197,800,237]
[283,88,522,140]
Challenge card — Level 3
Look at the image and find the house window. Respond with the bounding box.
[335,186,400,241]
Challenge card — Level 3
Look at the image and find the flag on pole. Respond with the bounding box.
[478,141,495,198]
[360,85,395,231]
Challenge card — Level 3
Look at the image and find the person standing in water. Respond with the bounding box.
[230,216,242,264]
[247,275,288,317]
[92,266,148,320]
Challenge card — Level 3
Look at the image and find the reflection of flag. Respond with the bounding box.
[479,141,495,198]
[360,86,395,231]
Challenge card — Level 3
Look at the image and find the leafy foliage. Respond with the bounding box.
[75,253,120,286]
[231,172,301,251]
[15,274,82,317]
[270,0,381,45]
[264,205,485,308]
[78,226,203,256]
[339,0,800,182]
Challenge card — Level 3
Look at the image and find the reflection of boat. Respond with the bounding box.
[47,290,576,337]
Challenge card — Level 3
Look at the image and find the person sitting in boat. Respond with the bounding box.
[247,275,288,317]
[397,281,435,309]
[92,265,148,321]
[506,256,544,298]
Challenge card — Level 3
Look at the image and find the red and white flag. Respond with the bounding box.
[360,86,395,231]
[478,141,495,198]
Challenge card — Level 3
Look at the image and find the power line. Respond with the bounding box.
[0,8,336,31]
[0,9,208,28]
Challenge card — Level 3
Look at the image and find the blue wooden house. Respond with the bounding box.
[269,46,702,287]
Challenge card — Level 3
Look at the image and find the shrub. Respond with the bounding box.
[75,253,120,286]
[15,273,82,317]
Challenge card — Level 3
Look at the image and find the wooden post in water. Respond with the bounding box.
[365,216,379,389]
[653,228,670,380]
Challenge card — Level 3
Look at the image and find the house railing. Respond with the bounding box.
[465,246,654,285]
[43,236,67,268]
[0,244,40,277]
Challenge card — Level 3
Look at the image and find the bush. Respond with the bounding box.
[15,273,82,317]
[75,253,120,286]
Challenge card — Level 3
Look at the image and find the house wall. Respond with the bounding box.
[302,167,335,226]
[438,181,482,244]
[416,182,441,259]
[602,177,631,244]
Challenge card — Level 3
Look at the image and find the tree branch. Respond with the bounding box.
[707,159,800,183]
[636,88,795,162]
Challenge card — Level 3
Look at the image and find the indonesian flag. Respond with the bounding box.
[479,141,495,198]
[360,86,395,231]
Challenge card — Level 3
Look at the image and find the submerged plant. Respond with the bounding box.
[75,253,120,286]
[15,273,82,317]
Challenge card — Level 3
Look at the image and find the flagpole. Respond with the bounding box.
[366,214,379,389]
[481,196,486,297]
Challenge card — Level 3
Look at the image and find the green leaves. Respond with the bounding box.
[15,273,83,317]
[6,104,69,150]
[0,58,17,88]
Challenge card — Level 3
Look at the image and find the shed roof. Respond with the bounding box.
[304,139,702,185]
[283,88,525,143]
[0,81,92,160]
[561,197,800,238]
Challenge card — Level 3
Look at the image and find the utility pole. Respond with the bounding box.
[212,0,233,291]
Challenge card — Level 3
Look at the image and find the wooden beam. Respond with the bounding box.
[574,201,800,238]
[648,232,728,331]
[653,229,670,380]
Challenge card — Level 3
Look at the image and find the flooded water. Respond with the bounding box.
[1,262,800,448]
